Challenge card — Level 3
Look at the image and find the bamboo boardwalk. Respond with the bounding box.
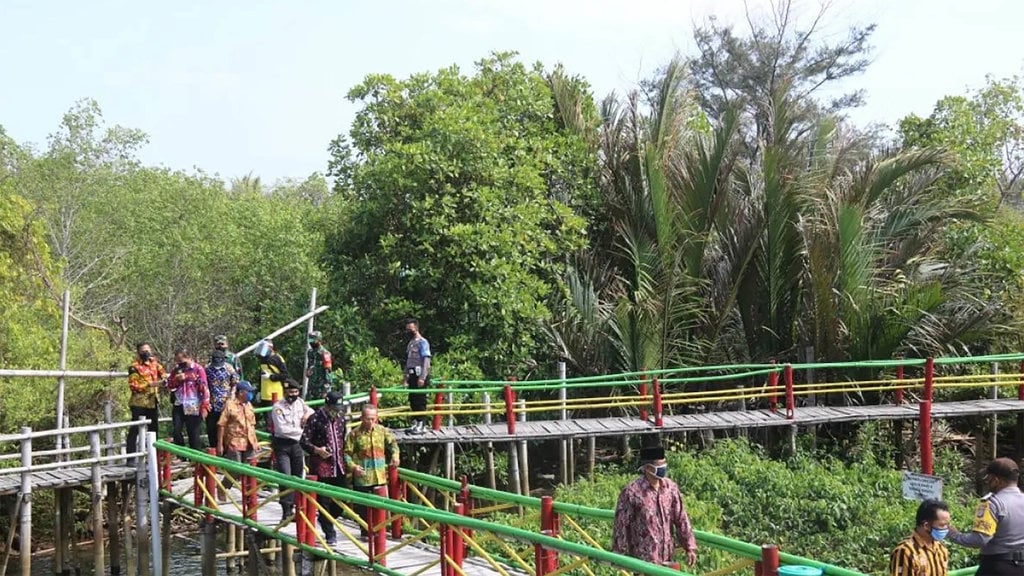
[0,465,137,496]
[392,398,1024,445]
[167,478,524,576]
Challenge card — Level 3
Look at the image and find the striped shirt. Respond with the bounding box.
[890,532,948,576]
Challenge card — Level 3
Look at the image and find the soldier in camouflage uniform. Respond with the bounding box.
[305,331,336,401]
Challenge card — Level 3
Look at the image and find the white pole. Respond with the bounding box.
[558,362,568,485]
[147,432,162,576]
[55,289,70,457]
[301,288,318,398]
[234,306,330,358]
[19,427,32,576]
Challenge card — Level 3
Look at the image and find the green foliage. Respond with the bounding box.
[325,52,595,377]
[546,437,978,574]
[347,347,405,411]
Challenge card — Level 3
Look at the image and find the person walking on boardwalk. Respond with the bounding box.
[205,348,240,449]
[217,381,258,499]
[403,317,431,434]
[890,499,950,576]
[949,458,1024,576]
[345,404,400,538]
[167,348,210,451]
[127,342,166,458]
[305,330,337,401]
[271,379,313,518]
[300,391,348,545]
[213,334,241,371]
[612,445,697,568]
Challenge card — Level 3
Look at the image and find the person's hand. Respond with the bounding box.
[306,368,313,377]
[216,445,224,456]
[686,550,697,567]
[176,372,186,382]
[389,461,399,469]
[200,403,210,419]
[417,378,425,386]
[354,465,365,477]
[315,446,330,459]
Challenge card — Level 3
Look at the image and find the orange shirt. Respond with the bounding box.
[218,397,257,453]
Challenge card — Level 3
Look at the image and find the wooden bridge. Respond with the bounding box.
[5,353,1024,576]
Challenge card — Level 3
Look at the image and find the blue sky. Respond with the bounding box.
[1,0,1021,182]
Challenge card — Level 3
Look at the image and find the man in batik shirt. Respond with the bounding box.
[300,391,347,545]
[612,445,697,568]
[205,348,239,449]
[345,404,400,538]
[127,342,166,457]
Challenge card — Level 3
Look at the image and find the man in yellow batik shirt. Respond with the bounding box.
[891,499,950,576]
[345,404,399,538]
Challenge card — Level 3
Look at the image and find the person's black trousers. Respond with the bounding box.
[978,554,1024,576]
[317,476,348,539]
[354,483,385,536]
[172,404,203,450]
[127,406,159,455]
[407,371,429,416]
[205,410,222,449]
[272,438,305,511]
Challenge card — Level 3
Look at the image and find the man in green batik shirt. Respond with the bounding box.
[305,331,337,400]
[345,404,400,537]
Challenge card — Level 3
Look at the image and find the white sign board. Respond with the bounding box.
[902,471,943,501]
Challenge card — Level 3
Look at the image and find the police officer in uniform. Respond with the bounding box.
[950,458,1024,575]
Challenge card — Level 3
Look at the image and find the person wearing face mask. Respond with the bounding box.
[403,317,431,435]
[213,335,241,372]
[612,444,697,569]
[270,379,313,517]
[166,348,210,451]
[300,391,348,545]
[949,458,1024,575]
[127,342,167,458]
[890,499,951,576]
[305,331,337,401]
[205,348,240,450]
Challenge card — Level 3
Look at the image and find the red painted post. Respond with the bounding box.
[920,401,933,475]
[204,448,217,521]
[761,545,780,576]
[652,377,663,427]
[246,456,259,522]
[784,364,795,420]
[895,363,905,405]
[924,357,934,403]
[504,383,517,434]
[1019,361,1024,400]
[433,383,444,431]
[192,452,203,508]
[373,485,388,567]
[439,524,449,576]
[768,361,778,413]
[370,385,378,407]
[160,445,172,492]
[459,475,473,541]
[538,495,559,575]
[389,465,403,539]
[452,503,465,571]
[295,491,306,543]
[305,475,318,547]
[639,369,649,421]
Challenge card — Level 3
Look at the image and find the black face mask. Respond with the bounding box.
[139,351,152,361]
[406,329,415,337]
[285,395,299,404]
[177,362,188,370]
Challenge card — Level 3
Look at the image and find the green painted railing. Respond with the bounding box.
[156,441,695,576]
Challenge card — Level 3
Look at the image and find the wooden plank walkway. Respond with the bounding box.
[0,465,137,496]
[168,478,523,576]
[392,398,1024,445]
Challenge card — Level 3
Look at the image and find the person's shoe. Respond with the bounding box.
[281,503,293,519]
[325,533,337,546]
[406,420,420,433]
